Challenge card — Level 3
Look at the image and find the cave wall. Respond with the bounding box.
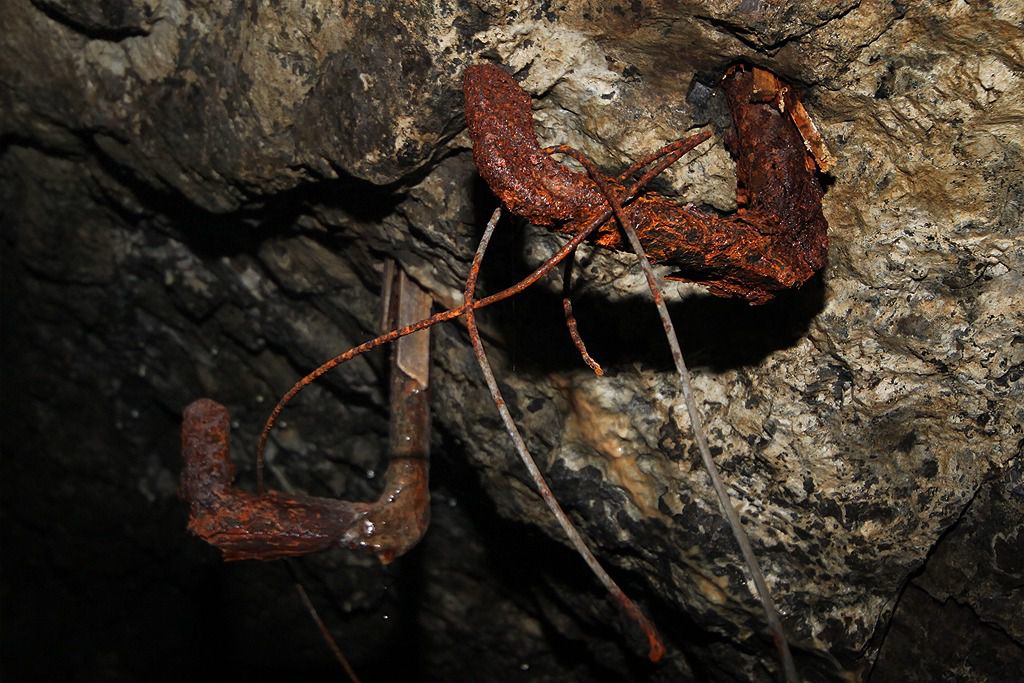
[1,1,1022,681]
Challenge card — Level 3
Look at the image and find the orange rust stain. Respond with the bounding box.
[556,379,665,520]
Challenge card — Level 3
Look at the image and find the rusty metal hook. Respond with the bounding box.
[180,267,433,565]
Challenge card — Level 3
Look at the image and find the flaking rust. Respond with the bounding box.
[181,398,371,561]
[463,63,830,304]
[181,269,433,565]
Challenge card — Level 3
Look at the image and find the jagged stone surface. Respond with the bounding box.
[2,1,1021,681]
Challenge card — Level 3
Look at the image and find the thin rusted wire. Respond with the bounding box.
[255,305,460,491]
[550,135,709,377]
[463,207,665,662]
[561,253,604,376]
[294,581,363,683]
[549,144,799,683]
[266,458,365,683]
[255,131,711,488]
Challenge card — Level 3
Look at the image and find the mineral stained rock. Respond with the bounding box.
[2,1,1021,682]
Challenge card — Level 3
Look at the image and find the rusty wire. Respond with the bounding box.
[547,142,799,682]
[463,207,665,662]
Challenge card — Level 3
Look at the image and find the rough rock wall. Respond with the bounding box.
[2,1,1021,681]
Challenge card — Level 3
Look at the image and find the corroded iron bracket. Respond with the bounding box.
[180,266,432,565]
[463,63,831,304]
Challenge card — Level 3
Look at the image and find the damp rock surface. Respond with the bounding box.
[2,1,1022,682]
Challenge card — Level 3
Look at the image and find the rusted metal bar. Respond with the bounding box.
[463,63,830,304]
[181,266,433,565]
[181,398,370,560]
[347,266,432,564]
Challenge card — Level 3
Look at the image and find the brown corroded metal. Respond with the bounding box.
[181,398,371,561]
[181,269,432,565]
[353,268,432,564]
[463,63,830,304]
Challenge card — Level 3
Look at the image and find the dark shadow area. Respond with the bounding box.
[867,464,1024,682]
[84,133,407,259]
[870,583,1024,682]
[465,211,826,380]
